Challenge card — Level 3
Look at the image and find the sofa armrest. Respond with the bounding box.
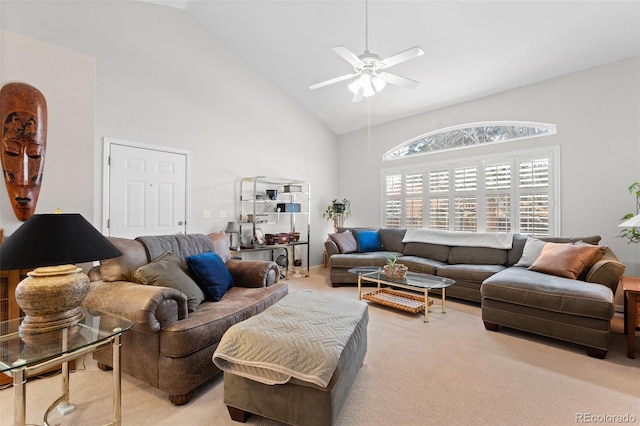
[82,280,188,333]
[226,259,279,288]
[585,247,625,293]
[325,239,340,257]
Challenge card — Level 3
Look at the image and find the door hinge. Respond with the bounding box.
[107,218,110,229]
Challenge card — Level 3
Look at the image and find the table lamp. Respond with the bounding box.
[0,213,122,334]
[619,213,640,243]
[224,221,239,250]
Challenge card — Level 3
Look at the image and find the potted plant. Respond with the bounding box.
[323,198,351,232]
[384,254,408,280]
[619,181,640,244]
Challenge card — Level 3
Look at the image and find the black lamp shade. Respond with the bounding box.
[0,213,122,270]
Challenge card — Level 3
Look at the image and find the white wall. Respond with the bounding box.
[0,30,96,234]
[0,1,339,266]
[338,57,640,277]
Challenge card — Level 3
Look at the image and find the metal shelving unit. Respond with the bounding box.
[236,176,310,277]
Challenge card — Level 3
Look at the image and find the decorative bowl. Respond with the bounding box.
[383,264,408,280]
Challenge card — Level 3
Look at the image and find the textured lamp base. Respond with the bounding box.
[15,265,90,336]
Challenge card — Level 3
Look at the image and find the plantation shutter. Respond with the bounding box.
[384,174,402,227]
[485,162,512,232]
[454,166,477,232]
[428,169,449,229]
[405,172,424,228]
[518,158,550,235]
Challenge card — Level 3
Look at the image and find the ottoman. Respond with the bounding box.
[213,290,368,426]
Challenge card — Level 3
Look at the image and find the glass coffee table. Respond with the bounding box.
[0,308,132,426]
[348,267,455,323]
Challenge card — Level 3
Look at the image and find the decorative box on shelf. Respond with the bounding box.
[283,185,302,193]
[276,203,301,213]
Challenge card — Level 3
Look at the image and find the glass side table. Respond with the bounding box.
[0,308,132,426]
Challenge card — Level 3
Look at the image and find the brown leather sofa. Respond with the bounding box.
[82,232,288,404]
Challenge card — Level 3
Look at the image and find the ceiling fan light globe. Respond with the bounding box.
[372,75,386,92]
[348,79,361,95]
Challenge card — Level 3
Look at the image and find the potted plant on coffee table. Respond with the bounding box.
[384,254,408,280]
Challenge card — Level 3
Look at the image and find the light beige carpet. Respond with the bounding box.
[1,266,638,426]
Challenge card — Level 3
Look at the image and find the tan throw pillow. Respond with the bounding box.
[207,231,232,263]
[329,230,358,254]
[134,252,205,312]
[528,242,604,280]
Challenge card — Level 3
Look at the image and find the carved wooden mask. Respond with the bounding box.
[0,82,47,221]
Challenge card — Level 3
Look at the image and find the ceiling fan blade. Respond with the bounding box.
[332,45,363,66]
[379,72,420,89]
[380,46,424,68]
[309,73,358,90]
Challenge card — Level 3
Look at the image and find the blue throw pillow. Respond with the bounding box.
[186,252,234,302]
[354,230,384,252]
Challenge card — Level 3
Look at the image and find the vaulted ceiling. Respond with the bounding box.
[146,1,640,135]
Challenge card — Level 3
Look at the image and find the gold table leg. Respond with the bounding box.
[113,328,123,426]
[441,287,447,314]
[424,289,429,323]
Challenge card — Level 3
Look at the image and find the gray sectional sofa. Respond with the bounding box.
[325,227,625,358]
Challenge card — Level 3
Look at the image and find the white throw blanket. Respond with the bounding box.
[402,228,513,249]
[212,290,367,388]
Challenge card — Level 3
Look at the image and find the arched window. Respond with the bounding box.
[381,122,559,236]
[383,121,556,161]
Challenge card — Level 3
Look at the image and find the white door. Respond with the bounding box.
[105,139,188,238]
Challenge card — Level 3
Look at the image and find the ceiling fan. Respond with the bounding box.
[309,0,424,102]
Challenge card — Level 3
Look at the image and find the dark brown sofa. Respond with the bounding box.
[83,232,288,404]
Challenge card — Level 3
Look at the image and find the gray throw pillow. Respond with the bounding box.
[134,251,205,312]
[329,230,358,254]
[514,237,546,267]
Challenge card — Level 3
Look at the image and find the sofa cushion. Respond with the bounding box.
[448,246,507,266]
[100,237,148,283]
[481,267,614,320]
[403,242,450,262]
[134,252,205,312]
[208,231,232,263]
[187,252,234,301]
[528,242,604,280]
[437,264,505,283]
[513,237,547,267]
[353,229,384,252]
[160,283,289,358]
[396,255,446,275]
[507,233,528,266]
[329,251,398,268]
[329,230,358,254]
[378,228,407,253]
[540,235,601,245]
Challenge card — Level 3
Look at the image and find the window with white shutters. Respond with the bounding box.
[381,149,557,235]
